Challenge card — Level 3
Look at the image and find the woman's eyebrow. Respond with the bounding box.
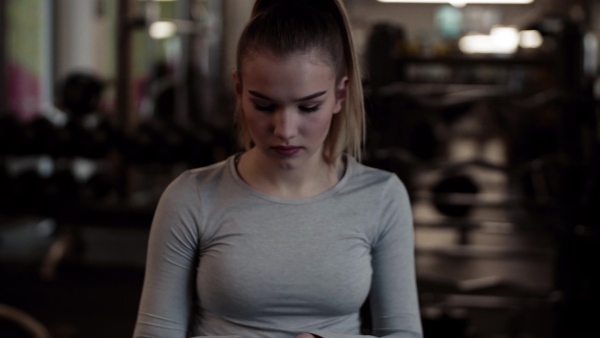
[248,90,327,102]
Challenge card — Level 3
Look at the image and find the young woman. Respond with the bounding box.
[133,1,422,337]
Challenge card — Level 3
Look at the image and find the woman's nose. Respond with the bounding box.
[273,109,297,141]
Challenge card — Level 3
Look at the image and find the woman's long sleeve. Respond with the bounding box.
[134,172,202,338]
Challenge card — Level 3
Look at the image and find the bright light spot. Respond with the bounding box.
[459,34,492,54]
[519,30,543,48]
[491,26,519,52]
[72,158,97,181]
[149,21,177,39]
[37,156,54,178]
[584,32,598,76]
[459,26,519,54]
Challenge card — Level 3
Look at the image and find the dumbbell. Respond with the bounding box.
[149,122,186,164]
[82,171,116,201]
[126,123,156,164]
[29,116,61,156]
[44,168,82,205]
[80,115,124,159]
[0,115,28,155]
[61,118,105,158]
[9,169,48,209]
[431,173,480,218]
[96,117,124,153]
[79,126,111,159]
[127,121,186,164]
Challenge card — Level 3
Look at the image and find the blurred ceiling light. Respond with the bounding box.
[459,34,494,54]
[149,21,177,39]
[519,30,543,48]
[490,26,520,51]
[378,0,534,4]
[449,1,467,7]
[459,26,520,54]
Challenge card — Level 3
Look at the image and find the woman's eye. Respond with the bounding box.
[299,105,320,113]
[253,103,275,112]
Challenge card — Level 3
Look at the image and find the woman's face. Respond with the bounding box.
[235,51,347,170]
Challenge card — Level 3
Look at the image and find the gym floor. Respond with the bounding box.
[0,217,147,338]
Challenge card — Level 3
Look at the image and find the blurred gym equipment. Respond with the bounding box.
[0,304,50,338]
[431,173,481,219]
[362,6,600,336]
[55,72,104,118]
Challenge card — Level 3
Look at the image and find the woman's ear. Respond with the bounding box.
[333,76,348,114]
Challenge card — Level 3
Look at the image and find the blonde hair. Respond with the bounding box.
[235,0,365,163]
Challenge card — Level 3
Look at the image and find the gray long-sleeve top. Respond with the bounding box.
[133,155,422,338]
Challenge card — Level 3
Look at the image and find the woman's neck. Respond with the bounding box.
[236,149,342,200]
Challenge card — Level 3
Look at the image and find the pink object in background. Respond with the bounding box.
[6,60,41,123]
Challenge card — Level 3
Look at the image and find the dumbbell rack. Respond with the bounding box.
[362,67,599,337]
[0,106,239,281]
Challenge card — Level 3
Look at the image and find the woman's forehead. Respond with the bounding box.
[241,54,336,101]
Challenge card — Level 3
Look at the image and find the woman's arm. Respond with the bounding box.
[133,172,202,338]
[366,176,422,337]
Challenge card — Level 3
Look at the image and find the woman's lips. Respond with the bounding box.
[271,146,302,156]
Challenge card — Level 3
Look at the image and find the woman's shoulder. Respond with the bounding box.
[348,157,405,188]
[161,156,234,200]
[345,156,410,203]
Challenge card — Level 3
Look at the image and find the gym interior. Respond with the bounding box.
[1,0,599,337]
